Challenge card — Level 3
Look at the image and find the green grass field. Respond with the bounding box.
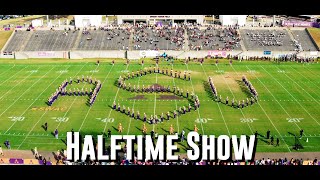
[0,58,320,154]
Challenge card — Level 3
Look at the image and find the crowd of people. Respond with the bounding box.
[187,25,241,51]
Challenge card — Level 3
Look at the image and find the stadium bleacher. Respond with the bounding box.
[291,29,318,51]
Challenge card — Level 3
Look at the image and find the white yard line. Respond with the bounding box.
[289,65,320,91]
[152,72,158,131]
[0,66,29,94]
[0,66,41,118]
[17,63,85,149]
[245,65,301,130]
[216,65,253,134]
[171,64,180,134]
[78,64,114,131]
[127,68,142,135]
[186,64,205,135]
[0,64,15,77]
[199,64,229,136]
[55,63,97,130]
[102,64,130,133]
[5,66,57,133]
[260,65,320,127]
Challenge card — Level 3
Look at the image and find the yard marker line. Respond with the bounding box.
[218,65,254,135]
[103,64,130,133]
[245,65,301,130]
[303,65,320,79]
[199,64,229,136]
[18,63,86,149]
[127,68,142,135]
[152,70,158,132]
[260,65,320,127]
[277,67,320,105]
[0,65,28,87]
[78,64,114,131]
[0,66,42,120]
[0,66,30,100]
[186,64,205,135]
[171,64,180,134]
[287,65,320,99]
[56,63,98,130]
[0,64,15,78]
[229,65,291,152]
[5,66,57,133]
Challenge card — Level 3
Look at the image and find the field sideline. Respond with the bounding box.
[0,58,320,153]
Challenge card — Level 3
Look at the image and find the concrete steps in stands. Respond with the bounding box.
[184,29,189,51]
[71,31,82,50]
[19,31,34,51]
[286,27,296,42]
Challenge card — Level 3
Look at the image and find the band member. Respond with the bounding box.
[117,103,121,111]
[238,101,241,109]
[188,104,192,112]
[184,71,186,80]
[226,96,229,105]
[77,76,80,84]
[131,108,135,118]
[173,110,177,118]
[122,105,126,114]
[170,125,174,135]
[219,95,222,102]
[143,112,147,122]
[180,89,183,97]
[186,90,189,98]
[127,107,131,116]
[246,98,249,106]
[183,106,186,114]
[242,100,245,108]
[112,60,115,65]
[251,97,254,105]
[167,111,170,120]
[188,72,191,81]
[137,111,140,120]
[82,75,85,82]
[161,113,164,122]
[194,124,199,132]
[232,98,235,107]
[118,123,123,133]
[69,77,72,84]
[142,123,147,134]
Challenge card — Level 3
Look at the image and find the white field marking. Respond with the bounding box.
[245,66,301,130]
[217,65,253,135]
[56,64,99,130]
[171,64,180,134]
[5,66,61,133]
[103,64,130,133]
[187,64,205,135]
[0,66,29,98]
[275,66,320,102]
[17,63,86,149]
[0,66,42,120]
[200,64,229,136]
[78,65,114,131]
[288,65,320,96]
[14,143,64,146]
[260,65,320,127]
[0,64,15,78]
[230,65,291,152]
[126,69,142,135]
[303,65,320,79]
[152,71,158,131]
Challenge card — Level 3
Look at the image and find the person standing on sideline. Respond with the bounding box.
[44,122,48,131]
[276,138,279,146]
[299,129,303,139]
[181,129,185,142]
[0,146,3,156]
[54,129,59,139]
[266,129,270,139]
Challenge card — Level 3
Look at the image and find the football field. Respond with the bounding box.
[0,58,320,153]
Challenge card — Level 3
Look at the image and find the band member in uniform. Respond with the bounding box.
[113,101,116,109]
[131,108,135,118]
[118,123,123,133]
[127,107,131,116]
[232,98,235,107]
[194,124,199,132]
[137,111,140,120]
[219,95,222,102]
[226,96,229,105]
[117,103,121,111]
[173,110,177,118]
[77,76,80,84]
[251,97,254,105]
[122,105,126,114]
[188,104,192,112]
[112,60,115,65]
[246,98,249,106]
[143,112,147,122]
[142,123,147,134]
[188,72,191,81]
[242,100,245,108]
[186,90,189,98]
[169,125,174,135]
[167,111,170,120]
[238,101,241,109]
[161,113,164,122]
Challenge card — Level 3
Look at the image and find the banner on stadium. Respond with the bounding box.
[310,51,318,56]
[37,51,56,57]
[281,21,313,27]
[139,50,160,57]
[263,51,272,55]
[208,50,227,57]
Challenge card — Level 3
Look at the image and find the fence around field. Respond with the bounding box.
[0,49,319,60]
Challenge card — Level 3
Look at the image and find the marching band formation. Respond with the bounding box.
[47,76,102,106]
[208,75,258,109]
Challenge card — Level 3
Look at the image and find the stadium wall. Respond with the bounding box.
[306,28,320,51]
[14,51,69,59]
[69,51,126,59]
